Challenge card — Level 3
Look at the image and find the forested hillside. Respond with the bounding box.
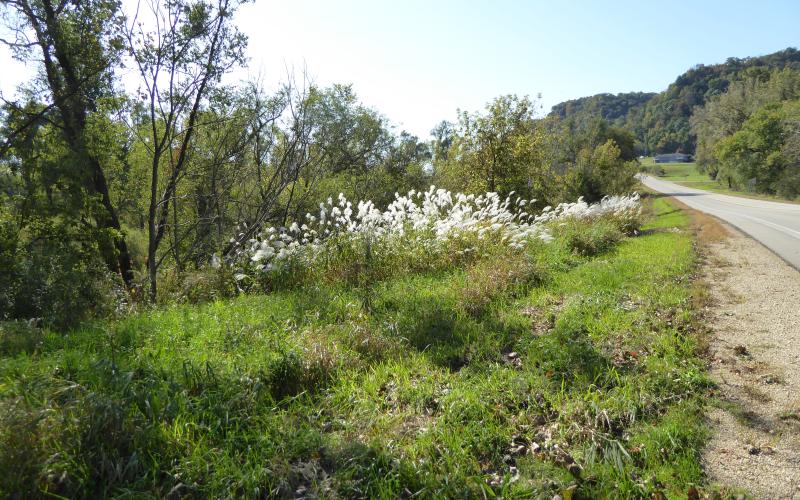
[549,91,655,130]
[551,48,800,154]
[691,68,800,198]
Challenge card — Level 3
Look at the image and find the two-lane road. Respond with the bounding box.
[640,175,800,270]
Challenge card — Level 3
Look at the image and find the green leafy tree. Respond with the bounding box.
[439,95,549,200]
[0,0,134,285]
[714,101,800,196]
[125,0,249,300]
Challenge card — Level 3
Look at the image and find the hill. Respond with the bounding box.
[549,92,656,127]
[550,47,800,154]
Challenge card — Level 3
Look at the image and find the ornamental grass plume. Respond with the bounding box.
[231,187,641,285]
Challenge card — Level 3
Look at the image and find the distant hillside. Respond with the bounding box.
[550,92,655,127]
[550,47,800,154]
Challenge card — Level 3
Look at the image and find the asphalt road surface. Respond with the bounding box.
[640,175,800,270]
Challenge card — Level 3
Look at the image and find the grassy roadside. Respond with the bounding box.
[641,157,800,204]
[0,197,715,498]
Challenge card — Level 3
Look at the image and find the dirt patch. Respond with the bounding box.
[670,196,731,245]
[695,213,800,497]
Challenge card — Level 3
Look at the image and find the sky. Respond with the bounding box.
[2,0,799,138]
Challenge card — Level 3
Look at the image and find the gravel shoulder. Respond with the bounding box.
[700,219,800,498]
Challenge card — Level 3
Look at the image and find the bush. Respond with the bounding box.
[0,320,45,356]
[0,218,123,330]
[775,168,800,200]
[459,252,547,316]
[156,266,240,305]
[559,219,623,256]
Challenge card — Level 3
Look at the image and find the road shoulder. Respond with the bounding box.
[695,212,800,497]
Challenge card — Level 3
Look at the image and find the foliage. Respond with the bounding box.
[0,197,711,498]
[435,96,639,207]
[550,92,655,154]
[436,95,550,199]
[0,0,135,286]
[231,188,642,292]
[551,47,800,154]
[0,209,123,330]
[550,92,656,125]
[558,218,622,256]
[691,69,800,197]
[0,320,45,357]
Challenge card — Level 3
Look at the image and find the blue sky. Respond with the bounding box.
[2,0,799,138]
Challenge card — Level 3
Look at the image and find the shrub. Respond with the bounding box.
[0,218,124,330]
[157,266,239,305]
[459,252,547,316]
[0,320,45,356]
[559,219,623,256]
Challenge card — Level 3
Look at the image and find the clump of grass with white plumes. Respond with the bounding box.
[536,193,643,235]
[228,187,642,289]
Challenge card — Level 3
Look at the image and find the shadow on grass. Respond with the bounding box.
[530,326,612,388]
[641,191,705,199]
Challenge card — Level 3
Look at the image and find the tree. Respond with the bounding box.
[440,95,548,199]
[125,0,249,300]
[715,103,789,193]
[546,117,639,202]
[560,139,638,202]
[0,0,135,286]
[430,120,455,163]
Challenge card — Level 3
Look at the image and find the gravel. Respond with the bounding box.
[702,223,800,498]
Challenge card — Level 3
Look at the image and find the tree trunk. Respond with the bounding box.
[91,157,135,287]
[148,145,161,302]
[22,0,135,288]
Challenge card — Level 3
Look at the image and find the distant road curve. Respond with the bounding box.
[640,175,800,270]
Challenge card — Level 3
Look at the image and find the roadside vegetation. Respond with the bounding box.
[641,157,800,203]
[0,0,639,329]
[0,192,719,498]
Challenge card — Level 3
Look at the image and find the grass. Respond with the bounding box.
[641,157,800,204]
[0,197,717,498]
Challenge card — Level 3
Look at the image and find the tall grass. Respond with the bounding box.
[0,194,719,498]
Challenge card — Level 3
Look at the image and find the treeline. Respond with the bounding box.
[551,48,800,154]
[434,95,638,204]
[0,0,638,328]
[691,68,800,197]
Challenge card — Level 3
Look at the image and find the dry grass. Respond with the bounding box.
[459,254,544,317]
[668,197,730,245]
[742,384,773,403]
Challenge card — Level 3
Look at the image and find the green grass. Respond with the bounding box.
[641,157,708,184]
[0,198,715,498]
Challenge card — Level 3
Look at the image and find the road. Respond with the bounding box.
[640,175,800,270]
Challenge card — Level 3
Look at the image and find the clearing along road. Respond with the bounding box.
[640,175,800,270]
